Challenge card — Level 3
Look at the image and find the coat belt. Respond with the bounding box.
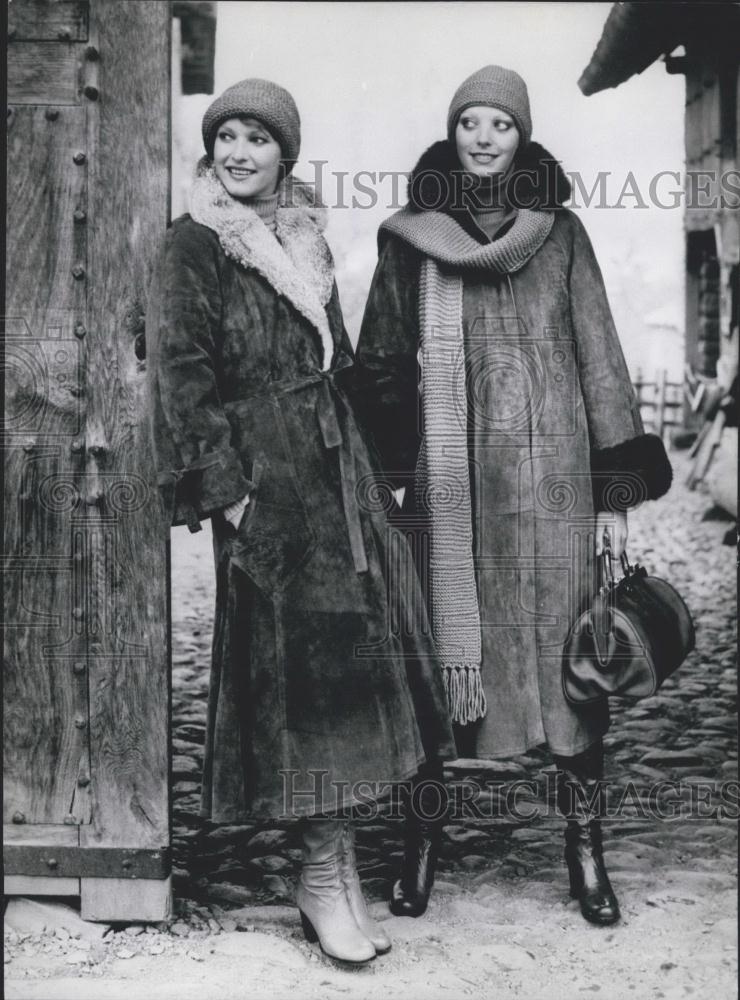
[259,365,369,575]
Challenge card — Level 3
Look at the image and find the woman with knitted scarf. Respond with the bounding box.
[353,65,673,926]
[146,79,455,967]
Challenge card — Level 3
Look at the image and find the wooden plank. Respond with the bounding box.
[654,369,667,438]
[4,845,170,878]
[9,1,89,41]
[81,877,172,922]
[3,653,90,825]
[4,103,90,827]
[7,41,81,105]
[173,0,216,95]
[5,106,87,333]
[4,875,80,895]
[3,824,79,846]
[80,0,170,924]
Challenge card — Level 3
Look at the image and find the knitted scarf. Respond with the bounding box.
[189,160,335,370]
[380,207,554,723]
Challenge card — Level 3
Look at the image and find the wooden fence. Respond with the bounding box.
[633,369,683,439]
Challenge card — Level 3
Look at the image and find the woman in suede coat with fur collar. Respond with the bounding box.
[146,79,455,966]
[352,65,672,928]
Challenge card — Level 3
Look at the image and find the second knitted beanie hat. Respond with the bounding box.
[447,65,532,146]
[201,78,301,167]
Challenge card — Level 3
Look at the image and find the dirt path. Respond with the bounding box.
[5,864,737,1000]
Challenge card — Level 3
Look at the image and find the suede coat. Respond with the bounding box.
[352,141,672,758]
[146,176,455,819]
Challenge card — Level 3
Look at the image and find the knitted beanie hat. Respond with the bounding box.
[201,78,301,167]
[447,65,532,147]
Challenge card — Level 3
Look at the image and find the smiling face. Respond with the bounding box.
[455,105,520,178]
[212,116,282,200]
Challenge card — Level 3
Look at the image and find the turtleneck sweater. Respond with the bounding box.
[460,174,516,240]
[469,204,518,242]
[250,192,279,233]
[464,172,517,242]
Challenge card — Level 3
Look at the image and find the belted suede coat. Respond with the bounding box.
[146,174,455,820]
[352,141,672,759]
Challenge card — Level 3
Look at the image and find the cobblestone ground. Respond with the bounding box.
[165,450,736,910]
[6,450,736,999]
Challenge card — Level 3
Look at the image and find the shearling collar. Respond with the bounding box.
[407,139,572,244]
[189,160,335,370]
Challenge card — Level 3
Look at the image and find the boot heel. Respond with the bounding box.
[299,910,318,943]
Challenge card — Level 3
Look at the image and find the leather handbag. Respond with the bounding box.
[562,538,695,705]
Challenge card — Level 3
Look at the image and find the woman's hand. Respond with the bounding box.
[595,511,628,558]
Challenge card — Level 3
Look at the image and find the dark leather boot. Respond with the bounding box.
[389,762,446,918]
[554,742,620,926]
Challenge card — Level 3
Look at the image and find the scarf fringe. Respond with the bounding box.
[442,665,488,725]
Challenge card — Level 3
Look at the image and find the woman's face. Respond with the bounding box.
[455,106,519,178]
[213,116,282,200]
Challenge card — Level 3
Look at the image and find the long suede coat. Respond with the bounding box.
[146,181,455,820]
[352,141,672,759]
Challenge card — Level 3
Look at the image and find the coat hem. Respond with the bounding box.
[199,751,430,822]
[447,724,609,762]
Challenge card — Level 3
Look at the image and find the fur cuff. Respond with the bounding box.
[591,433,673,512]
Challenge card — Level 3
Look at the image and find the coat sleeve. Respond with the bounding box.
[566,212,673,512]
[146,222,255,533]
[351,236,422,492]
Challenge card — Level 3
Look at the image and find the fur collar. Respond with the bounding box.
[189,160,335,370]
[407,139,572,244]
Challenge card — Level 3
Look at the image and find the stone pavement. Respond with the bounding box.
[4,449,737,999]
[164,449,737,912]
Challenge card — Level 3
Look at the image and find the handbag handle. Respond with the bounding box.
[620,551,635,576]
[598,528,614,593]
[600,526,637,586]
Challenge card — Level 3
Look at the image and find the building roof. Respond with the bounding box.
[579,2,740,96]
[578,2,682,96]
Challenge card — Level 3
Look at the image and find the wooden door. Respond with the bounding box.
[4,0,171,921]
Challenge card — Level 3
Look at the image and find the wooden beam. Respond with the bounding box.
[4,845,170,879]
[173,0,216,95]
[3,824,79,846]
[75,0,171,923]
[7,42,81,104]
[4,876,81,896]
[4,100,90,827]
[81,877,172,922]
[3,825,80,897]
[8,0,89,42]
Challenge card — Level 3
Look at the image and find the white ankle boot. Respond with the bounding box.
[296,818,376,966]
[338,821,392,954]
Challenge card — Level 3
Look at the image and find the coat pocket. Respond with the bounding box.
[229,460,317,595]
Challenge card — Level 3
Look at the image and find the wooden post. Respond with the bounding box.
[633,367,644,427]
[5,0,172,922]
[78,0,171,922]
[634,367,644,404]
[654,368,668,440]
